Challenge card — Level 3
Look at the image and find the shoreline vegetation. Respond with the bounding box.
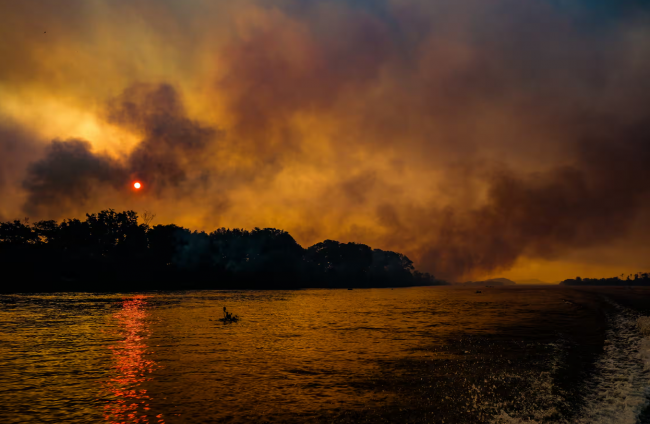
[0,209,445,293]
[560,274,650,286]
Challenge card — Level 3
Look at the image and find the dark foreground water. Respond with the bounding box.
[1,286,649,424]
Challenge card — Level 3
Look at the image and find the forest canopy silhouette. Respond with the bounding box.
[0,210,441,293]
[560,274,650,286]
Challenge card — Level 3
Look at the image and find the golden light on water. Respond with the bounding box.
[103,296,162,424]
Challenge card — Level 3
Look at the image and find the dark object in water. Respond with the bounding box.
[476,290,482,293]
[348,288,353,290]
[220,306,240,323]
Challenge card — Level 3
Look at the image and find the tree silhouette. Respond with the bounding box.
[560,273,650,286]
[0,209,447,293]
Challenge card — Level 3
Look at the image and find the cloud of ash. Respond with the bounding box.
[399,133,650,279]
[3,0,650,279]
[106,83,219,191]
[21,84,221,217]
[22,139,125,217]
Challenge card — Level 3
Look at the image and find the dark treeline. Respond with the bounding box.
[560,273,650,286]
[0,210,444,293]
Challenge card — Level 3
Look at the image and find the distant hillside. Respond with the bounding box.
[516,279,555,285]
[460,277,517,287]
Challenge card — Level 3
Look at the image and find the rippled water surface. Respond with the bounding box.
[1,286,649,423]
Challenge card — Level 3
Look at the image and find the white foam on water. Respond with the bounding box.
[487,342,569,423]
[492,303,650,424]
[573,305,650,424]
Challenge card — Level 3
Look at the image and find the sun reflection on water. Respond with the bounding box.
[102,296,163,424]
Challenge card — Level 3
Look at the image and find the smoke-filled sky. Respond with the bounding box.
[1,0,649,282]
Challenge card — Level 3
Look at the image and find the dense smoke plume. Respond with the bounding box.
[412,134,650,278]
[1,0,650,280]
[107,83,219,191]
[22,139,125,216]
[21,84,220,216]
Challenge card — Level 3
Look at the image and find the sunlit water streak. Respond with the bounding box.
[0,287,649,423]
[102,296,162,424]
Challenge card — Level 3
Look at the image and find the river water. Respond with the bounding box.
[1,286,649,423]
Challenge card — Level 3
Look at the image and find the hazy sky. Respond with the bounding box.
[1,0,649,281]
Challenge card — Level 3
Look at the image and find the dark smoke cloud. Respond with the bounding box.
[218,6,393,152]
[106,83,219,191]
[21,84,221,217]
[22,139,125,217]
[378,127,650,280]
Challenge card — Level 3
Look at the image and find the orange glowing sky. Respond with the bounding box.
[1,0,649,282]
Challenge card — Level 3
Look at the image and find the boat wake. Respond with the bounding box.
[575,305,650,424]
[493,302,650,424]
